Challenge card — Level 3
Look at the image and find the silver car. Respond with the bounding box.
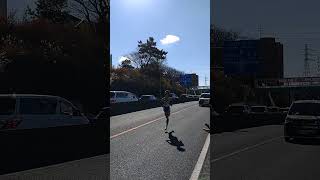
[0,94,89,130]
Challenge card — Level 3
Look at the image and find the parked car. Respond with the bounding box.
[110,91,138,104]
[224,104,251,116]
[214,104,251,131]
[267,106,280,113]
[169,93,179,103]
[0,94,89,131]
[280,107,290,114]
[139,95,157,102]
[251,106,268,113]
[284,100,320,142]
[250,106,269,125]
[199,93,210,107]
[179,94,188,102]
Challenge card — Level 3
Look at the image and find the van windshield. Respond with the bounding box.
[20,98,57,114]
[0,97,16,115]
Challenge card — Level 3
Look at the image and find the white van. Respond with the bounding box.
[0,94,89,131]
[110,91,138,104]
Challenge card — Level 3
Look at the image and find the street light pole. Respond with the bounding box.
[159,64,162,98]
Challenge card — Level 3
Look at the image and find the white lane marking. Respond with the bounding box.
[189,134,210,180]
[212,136,283,163]
[110,104,198,139]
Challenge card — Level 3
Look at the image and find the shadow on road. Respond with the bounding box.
[166,131,186,152]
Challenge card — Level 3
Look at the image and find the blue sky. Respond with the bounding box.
[111,0,210,86]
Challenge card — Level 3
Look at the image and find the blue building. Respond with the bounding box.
[223,38,283,79]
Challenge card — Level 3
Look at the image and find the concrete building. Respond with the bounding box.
[0,0,6,20]
[222,37,283,79]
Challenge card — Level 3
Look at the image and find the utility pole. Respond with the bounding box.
[304,44,310,77]
[258,25,263,39]
[159,64,162,98]
[318,56,320,77]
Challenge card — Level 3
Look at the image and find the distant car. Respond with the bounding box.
[110,91,138,104]
[267,106,280,113]
[199,93,210,107]
[224,104,251,116]
[139,95,157,102]
[284,100,320,142]
[220,104,251,129]
[179,94,188,102]
[0,94,89,131]
[169,93,179,103]
[280,107,290,114]
[251,106,268,113]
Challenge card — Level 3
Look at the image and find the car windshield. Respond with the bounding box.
[289,103,320,116]
[110,92,115,98]
[228,106,244,113]
[20,98,57,115]
[201,94,210,98]
[0,97,16,115]
[251,107,266,112]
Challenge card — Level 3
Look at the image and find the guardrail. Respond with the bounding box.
[111,98,199,116]
[212,112,286,132]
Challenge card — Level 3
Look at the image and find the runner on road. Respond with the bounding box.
[162,90,171,131]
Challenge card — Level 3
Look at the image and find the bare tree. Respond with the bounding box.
[69,0,108,34]
[125,52,143,68]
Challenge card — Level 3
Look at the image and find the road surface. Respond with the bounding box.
[0,155,109,180]
[0,101,209,180]
[212,124,320,180]
[110,101,210,180]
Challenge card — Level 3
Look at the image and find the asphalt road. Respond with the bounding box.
[0,155,109,180]
[212,124,320,180]
[110,101,210,180]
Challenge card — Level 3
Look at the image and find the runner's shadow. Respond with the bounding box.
[166,131,186,152]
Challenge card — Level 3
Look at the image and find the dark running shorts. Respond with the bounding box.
[163,106,170,113]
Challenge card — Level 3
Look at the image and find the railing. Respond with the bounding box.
[255,77,320,88]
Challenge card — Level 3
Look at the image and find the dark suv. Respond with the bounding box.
[284,100,320,142]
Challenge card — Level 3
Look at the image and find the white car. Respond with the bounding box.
[0,94,89,131]
[199,93,210,107]
[110,91,138,104]
[284,100,320,142]
[139,95,157,102]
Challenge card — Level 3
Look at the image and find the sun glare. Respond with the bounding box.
[121,0,153,9]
